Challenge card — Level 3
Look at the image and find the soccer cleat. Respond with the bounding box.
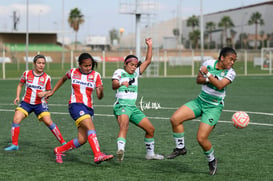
[116,150,125,161]
[145,154,165,160]
[166,147,187,159]
[208,159,217,175]
[54,147,65,164]
[4,144,19,151]
[94,152,114,164]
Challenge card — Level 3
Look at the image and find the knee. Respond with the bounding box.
[170,115,180,127]
[197,135,206,145]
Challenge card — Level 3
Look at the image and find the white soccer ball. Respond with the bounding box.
[231,111,250,129]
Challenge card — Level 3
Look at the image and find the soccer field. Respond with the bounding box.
[0,76,272,181]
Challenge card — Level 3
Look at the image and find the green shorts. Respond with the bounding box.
[113,104,146,125]
[184,97,223,126]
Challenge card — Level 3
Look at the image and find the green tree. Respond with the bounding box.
[189,29,200,49]
[205,21,216,49]
[187,15,199,31]
[187,15,199,49]
[248,12,264,49]
[68,8,84,50]
[218,16,234,47]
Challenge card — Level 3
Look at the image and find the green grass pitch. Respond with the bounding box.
[0,76,272,181]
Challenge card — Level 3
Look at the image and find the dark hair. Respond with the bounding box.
[78,52,97,70]
[33,54,46,63]
[218,47,237,60]
[124,54,142,67]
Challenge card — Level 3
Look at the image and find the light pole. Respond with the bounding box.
[61,0,65,70]
[200,0,204,62]
[26,0,29,70]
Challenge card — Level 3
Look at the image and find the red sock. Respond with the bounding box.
[88,133,101,157]
[11,126,20,146]
[56,140,76,153]
[50,124,66,144]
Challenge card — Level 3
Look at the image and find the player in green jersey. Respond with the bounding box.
[167,47,237,175]
[112,38,164,161]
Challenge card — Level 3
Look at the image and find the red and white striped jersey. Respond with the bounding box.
[66,68,103,108]
[20,70,51,104]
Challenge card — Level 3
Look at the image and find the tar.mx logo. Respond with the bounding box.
[139,96,161,111]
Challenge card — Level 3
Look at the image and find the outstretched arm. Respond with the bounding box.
[44,74,68,99]
[139,38,152,74]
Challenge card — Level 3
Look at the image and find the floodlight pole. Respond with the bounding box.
[61,0,65,70]
[25,0,29,70]
[200,0,204,62]
[135,13,141,60]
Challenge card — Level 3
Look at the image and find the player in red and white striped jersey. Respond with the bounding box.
[45,53,113,164]
[4,55,66,151]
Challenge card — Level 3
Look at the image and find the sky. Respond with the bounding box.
[0,0,270,43]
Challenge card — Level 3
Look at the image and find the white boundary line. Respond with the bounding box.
[0,108,273,127]
[1,103,273,116]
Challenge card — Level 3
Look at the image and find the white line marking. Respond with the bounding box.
[0,109,272,127]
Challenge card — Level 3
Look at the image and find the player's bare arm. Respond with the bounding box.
[139,38,152,74]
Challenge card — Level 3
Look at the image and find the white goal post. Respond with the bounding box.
[261,48,273,74]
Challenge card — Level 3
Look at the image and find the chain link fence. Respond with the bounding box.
[0,49,272,79]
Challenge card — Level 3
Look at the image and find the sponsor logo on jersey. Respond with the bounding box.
[72,79,94,88]
[28,84,43,90]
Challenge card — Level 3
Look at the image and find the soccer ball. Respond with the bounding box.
[231,111,249,128]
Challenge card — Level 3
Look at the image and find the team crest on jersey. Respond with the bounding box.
[79,110,85,116]
[87,74,94,82]
[221,71,225,76]
[121,108,125,112]
[38,76,45,86]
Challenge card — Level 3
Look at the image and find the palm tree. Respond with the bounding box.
[189,29,200,49]
[205,21,216,49]
[68,8,84,50]
[187,15,199,31]
[248,12,264,49]
[187,15,199,49]
[218,16,234,47]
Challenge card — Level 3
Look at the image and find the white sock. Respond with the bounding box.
[174,137,185,149]
[117,140,125,151]
[206,150,215,162]
[145,141,155,156]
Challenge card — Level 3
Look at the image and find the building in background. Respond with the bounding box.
[120,1,273,49]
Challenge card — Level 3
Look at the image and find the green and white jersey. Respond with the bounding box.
[112,68,140,106]
[199,59,236,105]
